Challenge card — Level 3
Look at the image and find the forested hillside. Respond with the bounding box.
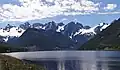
[79,18,120,50]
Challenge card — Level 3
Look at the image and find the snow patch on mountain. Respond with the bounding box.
[3,37,8,42]
[0,27,25,37]
[34,26,43,29]
[74,27,96,36]
[100,24,110,31]
[74,23,109,36]
[81,27,96,34]
[56,25,65,32]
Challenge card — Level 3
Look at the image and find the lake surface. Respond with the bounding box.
[3,51,120,70]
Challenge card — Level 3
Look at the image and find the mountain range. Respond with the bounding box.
[0,21,109,51]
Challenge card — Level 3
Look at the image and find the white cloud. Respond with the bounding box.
[0,0,101,21]
[104,4,117,10]
[0,0,118,22]
[98,11,120,15]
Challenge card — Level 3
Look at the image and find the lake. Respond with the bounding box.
[3,51,120,70]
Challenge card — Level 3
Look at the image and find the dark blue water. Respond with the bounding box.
[3,51,120,70]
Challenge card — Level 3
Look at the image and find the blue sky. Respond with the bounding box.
[0,0,120,27]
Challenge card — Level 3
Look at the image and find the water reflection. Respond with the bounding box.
[24,51,120,70]
[29,59,120,70]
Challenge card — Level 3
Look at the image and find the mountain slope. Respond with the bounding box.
[8,28,76,50]
[79,18,120,50]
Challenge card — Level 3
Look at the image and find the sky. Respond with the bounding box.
[0,0,120,27]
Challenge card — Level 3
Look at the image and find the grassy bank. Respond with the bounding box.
[0,54,45,70]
